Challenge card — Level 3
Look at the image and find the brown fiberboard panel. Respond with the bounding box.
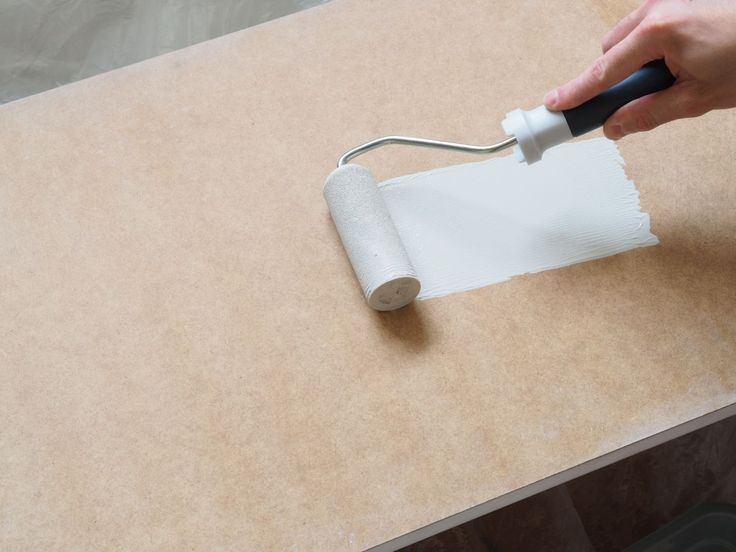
[1,0,735,550]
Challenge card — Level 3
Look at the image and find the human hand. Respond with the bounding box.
[543,0,736,140]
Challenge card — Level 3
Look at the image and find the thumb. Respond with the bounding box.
[603,82,704,140]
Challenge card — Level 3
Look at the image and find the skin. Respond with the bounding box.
[543,0,736,140]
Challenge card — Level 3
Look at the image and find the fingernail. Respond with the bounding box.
[543,90,558,108]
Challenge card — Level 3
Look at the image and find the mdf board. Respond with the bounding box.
[1,1,735,551]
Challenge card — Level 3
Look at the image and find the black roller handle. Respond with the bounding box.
[562,59,676,137]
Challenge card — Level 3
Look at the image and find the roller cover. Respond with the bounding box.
[324,164,420,311]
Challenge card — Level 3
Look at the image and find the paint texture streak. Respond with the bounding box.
[379,138,659,300]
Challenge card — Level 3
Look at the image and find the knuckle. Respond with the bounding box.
[590,57,607,82]
[640,10,677,37]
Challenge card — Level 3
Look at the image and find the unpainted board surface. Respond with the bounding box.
[1,0,735,550]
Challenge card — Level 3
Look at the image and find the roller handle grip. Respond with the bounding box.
[562,59,676,137]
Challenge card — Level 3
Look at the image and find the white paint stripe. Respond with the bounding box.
[379,138,658,300]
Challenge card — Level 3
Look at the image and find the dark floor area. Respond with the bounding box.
[400,414,736,552]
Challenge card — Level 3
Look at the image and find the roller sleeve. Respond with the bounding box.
[323,164,420,311]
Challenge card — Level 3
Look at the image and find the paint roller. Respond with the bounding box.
[324,60,675,311]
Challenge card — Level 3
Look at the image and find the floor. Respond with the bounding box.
[400,414,736,552]
[0,0,330,103]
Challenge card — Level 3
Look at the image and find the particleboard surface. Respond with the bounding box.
[1,1,735,551]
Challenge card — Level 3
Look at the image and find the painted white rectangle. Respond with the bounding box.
[379,138,658,300]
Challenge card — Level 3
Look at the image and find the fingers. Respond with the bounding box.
[544,27,663,111]
[601,2,650,52]
[603,83,703,140]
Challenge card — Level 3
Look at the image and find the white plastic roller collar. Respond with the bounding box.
[502,106,573,164]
